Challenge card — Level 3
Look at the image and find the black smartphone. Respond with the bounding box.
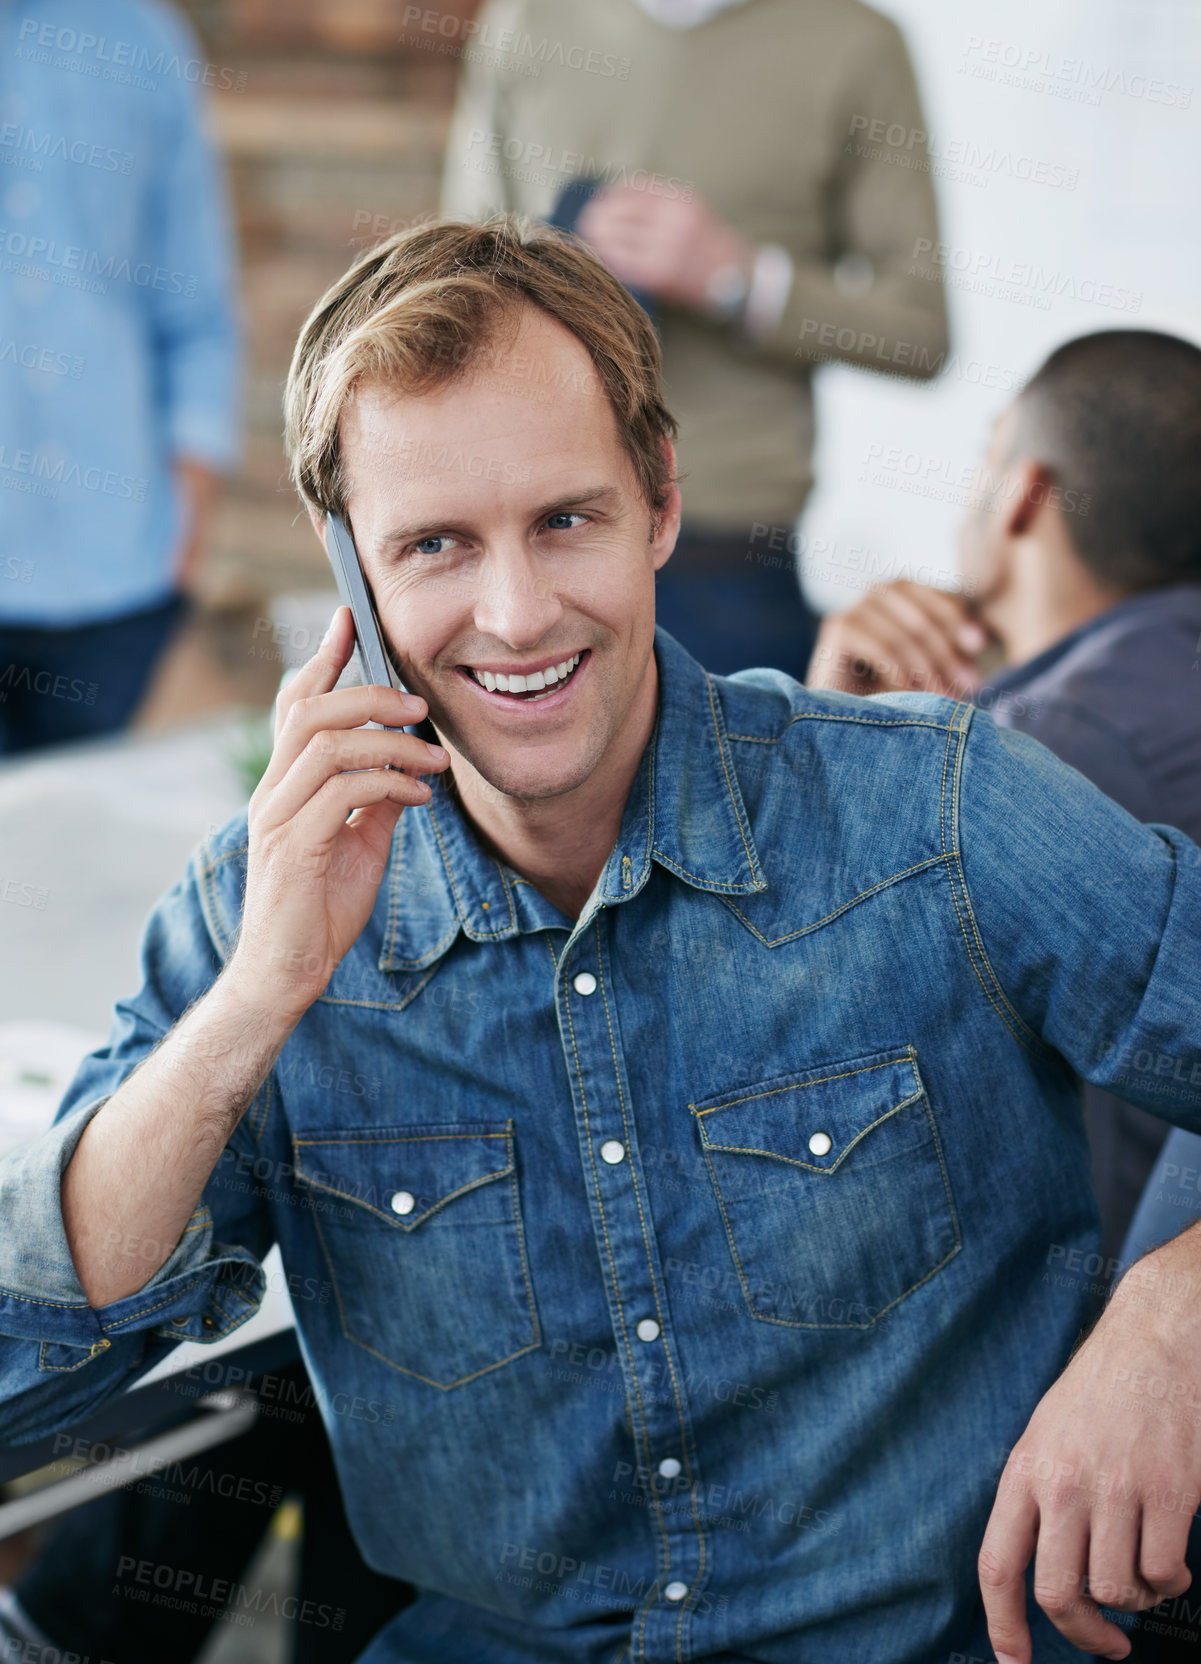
[324,510,408,733]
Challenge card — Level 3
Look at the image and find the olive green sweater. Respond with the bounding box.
[440,0,948,531]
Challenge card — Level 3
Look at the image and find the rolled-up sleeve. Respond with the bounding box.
[953,710,1201,1123]
[0,835,272,1445]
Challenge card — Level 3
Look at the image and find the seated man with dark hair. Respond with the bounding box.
[810,327,1201,1269]
[2,242,1201,1664]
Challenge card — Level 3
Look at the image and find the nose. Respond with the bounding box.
[471,538,565,648]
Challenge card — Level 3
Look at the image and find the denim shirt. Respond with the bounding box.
[3,628,1201,1664]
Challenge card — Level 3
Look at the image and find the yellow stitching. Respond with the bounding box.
[950,715,1050,1052]
[428,801,513,940]
[294,1132,509,1144]
[428,802,468,920]
[105,1278,211,1329]
[726,712,954,746]
[705,676,756,876]
[651,850,762,893]
[319,968,443,1008]
[595,931,704,1525]
[939,712,1051,1058]
[384,814,405,966]
[0,1286,91,1311]
[385,917,461,974]
[492,860,518,933]
[296,1168,509,1223]
[722,855,945,945]
[38,1338,111,1372]
[308,1174,539,1389]
[696,1089,924,1170]
[560,967,673,1584]
[923,1095,962,1260]
[504,1128,542,1349]
[692,1054,914,1116]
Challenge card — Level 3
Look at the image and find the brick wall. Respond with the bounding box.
[176,0,480,606]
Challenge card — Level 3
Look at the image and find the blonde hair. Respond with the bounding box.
[284,216,677,521]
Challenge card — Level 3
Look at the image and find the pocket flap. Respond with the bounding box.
[293,1122,514,1230]
[691,1048,925,1173]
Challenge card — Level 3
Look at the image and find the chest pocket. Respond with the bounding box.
[691,1047,959,1329]
[293,1122,540,1388]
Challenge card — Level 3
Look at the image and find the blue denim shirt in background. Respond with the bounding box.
[0,0,239,625]
[3,628,1201,1664]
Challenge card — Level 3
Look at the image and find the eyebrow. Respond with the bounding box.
[375,483,624,553]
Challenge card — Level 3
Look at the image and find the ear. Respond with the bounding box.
[651,439,682,573]
[307,504,328,550]
[1005,459,1055,538]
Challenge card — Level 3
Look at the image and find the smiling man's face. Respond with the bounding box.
[336,304,679,804]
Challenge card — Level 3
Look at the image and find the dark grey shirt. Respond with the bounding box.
[984,583,1201,1266]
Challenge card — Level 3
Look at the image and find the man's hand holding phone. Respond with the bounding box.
[231,605,449,1019]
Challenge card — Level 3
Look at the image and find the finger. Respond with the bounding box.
[829,603,954,696]
[979,1482,1039,1664]
[889,580,987,653]
[866,586,982,691]
[273,605,355,735]
[1033,1506,1130,1657]
[1138,1493,1193,1602]
[1088,1499,1154,1613]
[279,765,435,866]
[259,680,427,796]
[807,616,915,693]
[258,728,449,834]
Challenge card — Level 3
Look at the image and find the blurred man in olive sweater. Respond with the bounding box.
[440,0,948,679]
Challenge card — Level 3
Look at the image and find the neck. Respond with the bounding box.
[446,656,660,922]
[981,537,1129,668]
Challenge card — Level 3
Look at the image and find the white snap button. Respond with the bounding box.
[636,1318,660,1342]
[658,1457,682,1479]
[807,1131,833,1157]
[572,971,598,996]
[664,1580,688,1602]
[390,1190,415,1215]
[600,1140,625,1164]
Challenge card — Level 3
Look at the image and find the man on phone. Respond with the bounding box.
[1,223,1200,1664]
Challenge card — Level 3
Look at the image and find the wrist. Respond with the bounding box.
[1109,1224,1201,1342]
[703,253,753,323]
[216,952,316,1032]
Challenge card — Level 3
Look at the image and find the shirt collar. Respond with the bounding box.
[983,584,1201,697]
[376,626,765,972]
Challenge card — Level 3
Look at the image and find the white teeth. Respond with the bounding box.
[470,650,583,694]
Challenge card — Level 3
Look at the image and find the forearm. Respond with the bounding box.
[768,258,949,378]
[62,965,300,1308]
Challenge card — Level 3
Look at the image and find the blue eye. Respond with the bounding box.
[545,512,587,531]
[412,535,454,556]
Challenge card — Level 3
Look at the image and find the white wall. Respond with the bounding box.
[800,0,1201,613]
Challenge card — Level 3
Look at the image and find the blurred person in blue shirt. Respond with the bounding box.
[0,0,239,753]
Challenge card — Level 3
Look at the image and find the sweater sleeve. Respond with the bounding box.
[750,12,949,380]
